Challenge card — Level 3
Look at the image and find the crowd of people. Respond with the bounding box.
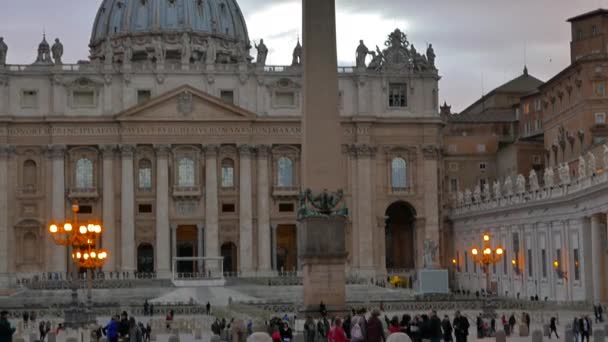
[100,311,151,342]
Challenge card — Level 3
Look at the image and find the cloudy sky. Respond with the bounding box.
[0,0,604,111]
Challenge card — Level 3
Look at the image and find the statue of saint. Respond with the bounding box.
[367,46,384,71]
[516,174,526,194]
[426,43,436,67]
[154,37,166,65]
[493,181,501,200]
[292,40,302,66]
[255,39,268,66]
[464,189,472,205]
[578,156,587,180]
[423,239,438,268]
[559,163,571,185]
[355,40,369,68]
[181,33,192,65]
[544,168,555,188]
[504,176,513,196]
[51,38,64,65]
[473,185,481,203]
[529,170,539,192]
[588,152,597,177]
[457,191,464,206]
[0,37,7,66]
[483,183,491,200]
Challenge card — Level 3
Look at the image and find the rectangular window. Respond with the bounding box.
[535,119,541,131]
[78,205,93,214]
[138,204,152,213]
[279,203,295,212]
[523,103,530,114]
[72,90,96,107]
[21,90,39,108]
[222,203,235,213]
[493,262,496,274]
[388,83,408,107]
[541,249,547,278]
[473,261,477,274]
[503,251,508,275]
[534,99,542,111]
[577,29,583,40]
[595,112,606,125]
[477,144,486,153]
[556,248,562,273]
[450,178,458,192]
[593,25,598,36]
[274,91,296,107]
[137,90,152,104]
[527,249,533,277]
[479,162,487,171]
[596,83,606,97]
[220,90,235,104]
[464,251,468,272]
[448,144,457,153]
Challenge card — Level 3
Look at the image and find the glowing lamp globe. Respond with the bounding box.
[49,224,58,233]
[471,248,478,256]
[79,226,87,234]
[64,223,73,232]
[496,248,503,255]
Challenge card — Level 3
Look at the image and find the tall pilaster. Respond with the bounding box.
[422,145,440,267]
[155,145,171,278]
[271,224,278,271]
[0,145,13,286]
[256,145,272,274]
[591,214,603,303]
[120,144,136,272]
[238,144,254,275]
[49,144,67,273]
[100,145,116,272]
[204,145,220,262]
[197,224,204,273]
[353,144,376,275]
[171,224,178,272]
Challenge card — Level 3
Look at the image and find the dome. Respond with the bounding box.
[89,0,250,62]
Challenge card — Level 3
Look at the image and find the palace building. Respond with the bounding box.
[0,0,444,285]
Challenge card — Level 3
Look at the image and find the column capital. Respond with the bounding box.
[196,224,204,230]
[171,223,178,230]
[256,145,272,158]
[348,144,376,159]
[46,144,66,159]
[99,144,117,159]
[119,144,136,158]
[238,144,255,156]
[202,144,220,157]
[154,144,172,158]
[0,145,15,158]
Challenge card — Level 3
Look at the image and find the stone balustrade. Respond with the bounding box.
[452,144,608,216]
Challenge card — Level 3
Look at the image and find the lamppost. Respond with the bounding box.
[48,202,108,328]
[470,232,504,318]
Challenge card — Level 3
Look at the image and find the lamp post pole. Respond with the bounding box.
[48,202,108,328]
[470,232,504,318]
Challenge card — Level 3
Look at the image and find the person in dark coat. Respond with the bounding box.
[429,311,442,342]
[119,312,130,338]
[0,311,16,342]
[453,311,469,342]
[441,315,453,342]
[549,317,559,339]
[366,309,385,342]
[508,314,516,333]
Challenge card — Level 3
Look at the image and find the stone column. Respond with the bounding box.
[422,145,440,268]
[354,144,375,276]
[171,224,178,273]
[49,145,67,273]
[154,145,171,278]
[238,145,254,275]
[204,145,220,263]
[120,145,136,272]
[256,145,272,274]
[0,146,12,286]
[197,224,204,273]
[100,145,116,272]
[591,214,603,303]
[271,224,278,271]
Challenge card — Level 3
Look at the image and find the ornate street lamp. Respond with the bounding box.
[470,232,504,319]
[47,202,109,328]
[553,260,567,280]
[511,258,521,276]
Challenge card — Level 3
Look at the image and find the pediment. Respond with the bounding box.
[116,85,256,122]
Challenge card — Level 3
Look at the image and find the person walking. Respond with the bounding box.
[304,316,316,342]
[580,316,591,342]
[280,322,293,342]
[429,311,442,342]
[206,302,211,315]
[129,318,143,342]
[572,317,580,342]
[103,315,119,342]
[441,315,453,342]
[328,319,348,342]
[549,317,559,339]
[317,316,330,342]
[453,311,469,342]
[367,309,386,342]
[0,311,16,342]
[508,314,516,334]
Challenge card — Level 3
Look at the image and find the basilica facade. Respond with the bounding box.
[0,0,443,284]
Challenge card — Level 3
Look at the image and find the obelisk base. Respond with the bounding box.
[298,216,347,315]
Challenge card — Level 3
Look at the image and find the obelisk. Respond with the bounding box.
[298,0,347,314]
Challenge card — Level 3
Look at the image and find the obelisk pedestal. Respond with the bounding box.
[299,0,347,315]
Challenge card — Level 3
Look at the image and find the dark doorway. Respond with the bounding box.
[221,242,237,274]
[385,201,417,270]
[137,244,154,273]
[277,224,297,272]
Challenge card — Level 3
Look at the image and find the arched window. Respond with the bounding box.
[277,157,294,187]
[23,160,37,190]
[76,158,94,189]
[177,157,195,187]
[391,157,407,188]
[138,159,152,190]
[221,159,234,188]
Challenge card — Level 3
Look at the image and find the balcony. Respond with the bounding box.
[172,186,202,199]
[68,187,99,200]
[389,186,414,196]
[272,186,299,199]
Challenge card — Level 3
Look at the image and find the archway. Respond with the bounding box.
[385,201,417,270]
[221,242,237,274]
[137,244,154,273]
